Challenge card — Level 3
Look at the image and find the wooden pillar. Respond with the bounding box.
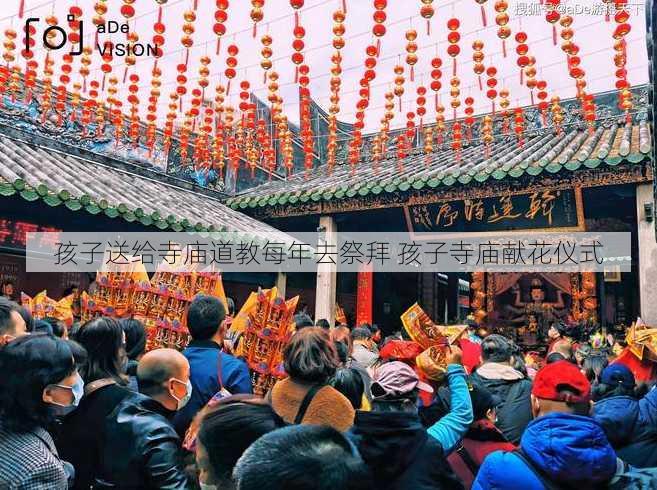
[276,271,287,298]
[315,215,337,326]
[637,183,657,324]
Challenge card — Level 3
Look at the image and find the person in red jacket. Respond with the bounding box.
[447,381,515,489]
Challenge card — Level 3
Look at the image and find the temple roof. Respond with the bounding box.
[0,128,296,244]
[228,117,652,212]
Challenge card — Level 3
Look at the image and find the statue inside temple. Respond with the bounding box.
[505,277,569,344]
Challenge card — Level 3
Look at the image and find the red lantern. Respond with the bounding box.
[251,0,265,37]
[494,0,510,56]
[225,44,239,94]
[472,40,485,90]
[435,103,446,145]
[373,0,387,55]
[513,107,524,146]
[405,29,418,81]
[464,96,475,141]
[420,0,435,34]
[450,76,460,120]
[545,0,560,44]
[214,0,229,54]
[430,57,443,109]
[447,18,460,76]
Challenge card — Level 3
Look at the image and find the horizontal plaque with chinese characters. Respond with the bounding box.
[405,189,583,234]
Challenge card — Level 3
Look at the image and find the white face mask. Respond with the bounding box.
[199,482,218,490]
[171,378,192,410]
[48,374,85,417]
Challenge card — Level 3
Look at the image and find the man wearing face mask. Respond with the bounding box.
[92,348,192,489]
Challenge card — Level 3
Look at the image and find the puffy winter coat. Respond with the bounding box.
[472,412,618,490]
[592,387,657,468]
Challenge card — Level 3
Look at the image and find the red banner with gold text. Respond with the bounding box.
[356,264,373,326]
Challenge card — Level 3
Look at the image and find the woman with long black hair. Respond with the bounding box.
[55,317,135,489]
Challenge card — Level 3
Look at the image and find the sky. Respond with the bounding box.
[1,0,649,134]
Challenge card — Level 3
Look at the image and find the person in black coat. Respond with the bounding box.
[348,361,466,490]
[469,335,532,444]
[56,318,135,490]
[592,363,657,468]
[93,348,191,489]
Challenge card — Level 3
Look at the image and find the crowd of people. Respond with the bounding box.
[1,293,657,489]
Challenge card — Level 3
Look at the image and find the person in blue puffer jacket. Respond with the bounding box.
[473,360,621,490]
[592,363,657,468]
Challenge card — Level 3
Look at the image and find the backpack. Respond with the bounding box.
[182,353,232,452]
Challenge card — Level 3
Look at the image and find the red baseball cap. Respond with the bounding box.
[532,360,591,403]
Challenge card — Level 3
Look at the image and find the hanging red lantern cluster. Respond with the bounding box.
[40,56,54,122]
[145,66,162,156]
[481,115,493,156]
[495,0,511,57]
[127,73,141,146]
[260,34,273,83]
[2,29,17,102]
[373,91,395,170]
[21,21,35,62]
[69,82,81,122]
[123,31,139,82]
[423,125,434,159]
[612,1,632,118]
[24,60,38,104]
[93,0,108,45]
[515,31,529,84]
[499,88,511,134]
[80,80,97,134]
[551,96,564,134]
[430,56,443,109]
[194,105,214,169]
[405,29,418,82]
[396,134,408,169]
[464,96,475,141]
[486,66,497,113]
[225,43,239,94]
[435,103,446,145]
[67,5,82,42]
[299,64,315,174]
[582,93,596,133]
[393,64,405,111]
[214,0,229,54]
[420,0,435,34]
[212,85,227,177]
[450,76,461,120]
[536,79,549,126]
[446,18,460,77]
[327,9,346,172]
[91,80,104,138]
[416,86,427,128]
[545,0,560,45]
[472,40,485,90]
[291,23,305,83]
[99,40,113,91]
[373,0,387,55]
[251,0,265,37]
[79,46,92,92]
[451,121,462,160]
[181,9,196,66]
[514,107,524,146]
[56,54,73,124]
